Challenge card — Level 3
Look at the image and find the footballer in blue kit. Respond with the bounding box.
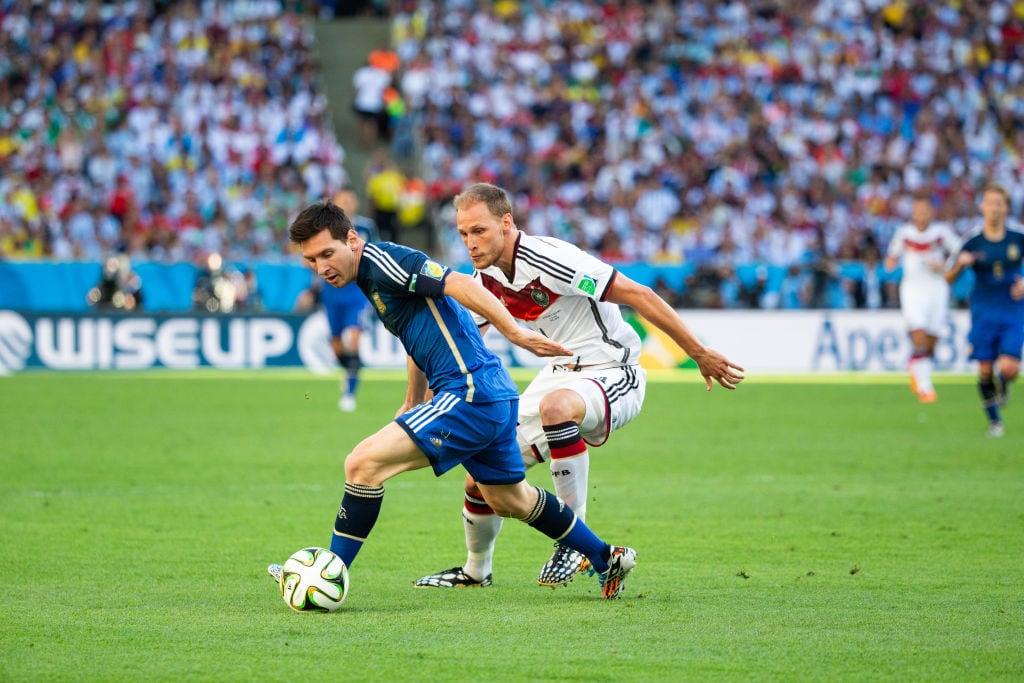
[946,185,1024,437]
[269,199,639,600]
[319,281,370,411]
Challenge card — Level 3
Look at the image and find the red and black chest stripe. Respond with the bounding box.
[479,274,559,321]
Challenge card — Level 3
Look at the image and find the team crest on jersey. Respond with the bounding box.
[1009,244,1020,261]
[530,289,551,307]
[576,275,597,296]
[371,291,386,314]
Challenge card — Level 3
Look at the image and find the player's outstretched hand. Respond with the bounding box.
[509,328,573,358]
[693,348,745,390]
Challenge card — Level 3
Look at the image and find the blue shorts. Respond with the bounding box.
[396,394,525,486]
[968,312,1024,361]
[321,283,369,337]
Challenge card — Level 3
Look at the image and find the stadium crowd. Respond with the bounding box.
[2,0,1023,311]
[0,0,346,265]
[383,0,1024,307]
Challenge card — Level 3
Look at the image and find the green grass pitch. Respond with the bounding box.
[1,369,1021,682]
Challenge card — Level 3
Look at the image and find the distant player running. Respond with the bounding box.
[415,183,743,591]
[945,185,1024,437]
[884,195,961,403]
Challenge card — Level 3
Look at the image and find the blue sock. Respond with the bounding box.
[329,482,384,568]
[979,379,1001,423]
[524,487,611,574]
[341,353,360,396]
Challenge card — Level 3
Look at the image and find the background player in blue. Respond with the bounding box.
[269,199,639,599]
[319,280,370,411]
[945,185,1024,437]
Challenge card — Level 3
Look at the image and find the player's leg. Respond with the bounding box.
[969,316,1003,434]
[331,421,431,567]
[338,325,362,411]
[538,367,646,585]
[901,285,933,398]
[466,398,636,598]
[994,320,1023,409]
[478,480,636,599]
[995,354,1019,409]
[976,360,1002,436]
[539,388,590,515]
[909,328,938,402]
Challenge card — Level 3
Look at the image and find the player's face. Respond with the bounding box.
[980,190,1009,227]
[456,201,510,269]
[301,228,359,287]
[911,199,932,229]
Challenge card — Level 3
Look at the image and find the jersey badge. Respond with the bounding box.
[420,260,445,279]
[1009,244,1020,261]
[530,289,551,307]
[576,275,597,296]
[371,291,386,314]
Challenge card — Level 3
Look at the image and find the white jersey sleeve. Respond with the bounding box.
[474,233,641,366]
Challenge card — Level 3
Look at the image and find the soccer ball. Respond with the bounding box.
[280,547,350,612]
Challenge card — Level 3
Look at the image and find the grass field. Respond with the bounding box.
[1,369,1022,682]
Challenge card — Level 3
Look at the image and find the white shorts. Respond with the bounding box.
[899,281,950,337]
[518,364,647,466]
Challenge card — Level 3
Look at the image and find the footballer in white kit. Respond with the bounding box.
[415,182,744,592]
[474,232,646,469]
[885,196,961,402]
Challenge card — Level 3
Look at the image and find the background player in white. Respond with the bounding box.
[884,195,960,403]
[415,183,744,590]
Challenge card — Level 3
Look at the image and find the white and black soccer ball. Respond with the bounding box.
[280,547,350,612]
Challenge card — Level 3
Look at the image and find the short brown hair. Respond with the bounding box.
[453,183,513,220]
[981,184,1009,203]
[289,199,354,244]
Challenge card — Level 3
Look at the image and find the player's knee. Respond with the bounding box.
[464,476,481,498]
[538,390,584,425]
[343,445,382,484]
[999,360,1020,381]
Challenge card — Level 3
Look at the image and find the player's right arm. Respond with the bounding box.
[883,228,903,272]
[606,273,744,390]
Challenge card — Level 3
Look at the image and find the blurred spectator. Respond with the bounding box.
[365,153,406,242]
[87,255,143,311]
[193,253,247,313]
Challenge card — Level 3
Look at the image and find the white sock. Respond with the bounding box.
[462,508,502,580]
[912,357,933,392]
[550,451,590,522]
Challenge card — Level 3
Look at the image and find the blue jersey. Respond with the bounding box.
[958,226,1024,315]
[356,242,519,403]
[320,281,368,336]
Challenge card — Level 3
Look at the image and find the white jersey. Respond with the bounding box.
[471,232,641,367]
[886,222,961,287]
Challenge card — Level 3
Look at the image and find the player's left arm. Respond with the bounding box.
[606,273,745,390]
[443,272,572,358]
[397,356,429,417]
